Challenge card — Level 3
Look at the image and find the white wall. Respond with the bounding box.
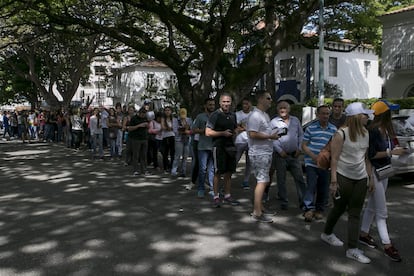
[316,47,382,99]
[274,42,382,102]
[112,64,175,108]
[381,8,414,98]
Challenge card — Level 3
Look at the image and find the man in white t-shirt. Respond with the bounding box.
[235,97,252,189]
[247,91,280,223]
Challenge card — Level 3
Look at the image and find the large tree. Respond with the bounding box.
[27,0,331,113]
[0,1,109,109]
[0,56,40,108]
[2,0,411,112]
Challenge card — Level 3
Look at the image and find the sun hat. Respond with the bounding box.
[345,102,374,116]
[371,100,400,115]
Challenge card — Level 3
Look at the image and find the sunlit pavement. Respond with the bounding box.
[1,140,413,276]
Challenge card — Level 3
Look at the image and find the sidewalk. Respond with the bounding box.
[0,141,413,275]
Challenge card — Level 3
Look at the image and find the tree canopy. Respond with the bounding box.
[1,0,412,112]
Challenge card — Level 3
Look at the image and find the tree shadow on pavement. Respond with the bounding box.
[0,142,413,275]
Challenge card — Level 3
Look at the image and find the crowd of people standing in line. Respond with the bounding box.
[1,95,407,265]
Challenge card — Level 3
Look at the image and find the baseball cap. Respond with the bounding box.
[345,102,374,116]
[371,100,400,116]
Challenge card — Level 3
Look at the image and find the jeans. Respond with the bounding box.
[274,153,307,207]
[172,140,189,175]
[44,124,55,141]
[109,138,117,157]
[360,168,391,245]
[91,133,104,158]
[116,129,123,157]
[72,130,82,149]
[198,150,214,192]
[191,140,199,184]
[57,124,63,142]
[3,126,12,137]
[302,166,329,212]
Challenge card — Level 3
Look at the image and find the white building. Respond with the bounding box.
[110,60,178,110]
[72,55,117,107]
[73,40,383,109]
[380,5,414,98]
[273,41,382,103]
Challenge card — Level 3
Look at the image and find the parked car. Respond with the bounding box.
[391,115,414,175]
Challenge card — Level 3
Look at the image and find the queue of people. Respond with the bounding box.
[1,96,406,265]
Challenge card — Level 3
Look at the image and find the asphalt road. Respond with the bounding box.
[0,140,413,276]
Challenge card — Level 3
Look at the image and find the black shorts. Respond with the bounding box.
[212,146,237,174]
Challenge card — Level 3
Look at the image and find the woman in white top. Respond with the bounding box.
[70,108,83,150]
[320,102,375,264]
[89,108,104,159]
[148,112,163,170]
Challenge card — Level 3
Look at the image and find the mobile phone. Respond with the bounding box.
[278,127,288,136]
[334,190,341,200]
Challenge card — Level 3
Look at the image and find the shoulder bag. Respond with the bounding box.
[316,129,345,170]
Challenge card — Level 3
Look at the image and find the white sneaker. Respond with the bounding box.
[185,183,194,190]
[321,233,344,247]
[346,248,371,264]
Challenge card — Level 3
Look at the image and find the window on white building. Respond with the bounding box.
[329,57,337,77]
[364,61,371,78]
[280,58,296,78]
[94,66,106,76]
[146,73,156,89]
[169,75,177,88]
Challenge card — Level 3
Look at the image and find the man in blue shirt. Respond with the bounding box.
[192,98,216,198]
[302,105,337,222]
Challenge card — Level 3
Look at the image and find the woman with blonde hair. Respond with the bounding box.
[320,102,375,264]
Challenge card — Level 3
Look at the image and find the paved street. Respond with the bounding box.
[1,141,413,276]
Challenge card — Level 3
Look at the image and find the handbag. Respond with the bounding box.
[316,140,331,170]
[375,164,394,180]
[374,133,395,180]
[316,129,345,170]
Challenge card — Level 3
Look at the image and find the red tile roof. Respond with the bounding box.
[382,5,414,16]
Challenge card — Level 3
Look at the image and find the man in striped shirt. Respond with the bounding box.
[301,105,337,222]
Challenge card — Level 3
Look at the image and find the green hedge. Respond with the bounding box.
[291,97,414,121]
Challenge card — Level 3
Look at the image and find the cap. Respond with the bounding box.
[371,100,399,116]
[345,102,374,117]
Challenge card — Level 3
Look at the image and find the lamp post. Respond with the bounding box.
[264,43,274,94]
[318,0,325,106]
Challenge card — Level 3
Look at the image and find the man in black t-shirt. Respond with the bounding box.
[206,93,240,208]
[127,108,149,176]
